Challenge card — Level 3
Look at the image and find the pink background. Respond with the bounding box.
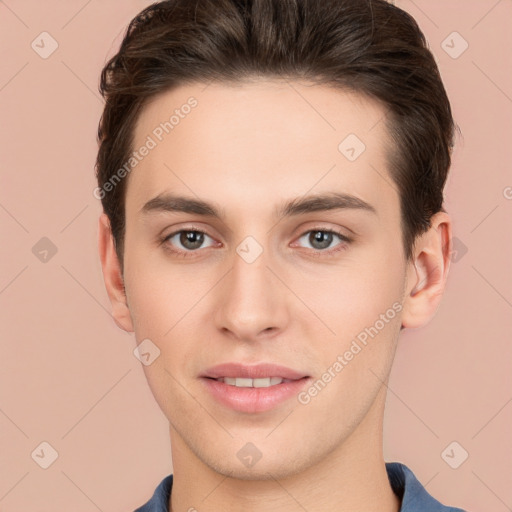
[1,1,511,510]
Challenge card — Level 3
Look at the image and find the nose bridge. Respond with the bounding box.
[232,237,270,295]
[214,234,287,339]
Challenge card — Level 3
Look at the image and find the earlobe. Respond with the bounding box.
[400,212,452,330]
[98,213,134,333]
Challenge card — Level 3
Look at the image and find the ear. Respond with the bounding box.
[98,213,134,333]
[401,211,452,330]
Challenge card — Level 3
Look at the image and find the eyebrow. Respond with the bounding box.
[140,191,377,219]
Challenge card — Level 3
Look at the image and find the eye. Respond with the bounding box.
[161,229,217,254]
[160,227,352,258]
[294,228,351,255]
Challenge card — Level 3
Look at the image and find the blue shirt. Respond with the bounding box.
[134,462,467,511]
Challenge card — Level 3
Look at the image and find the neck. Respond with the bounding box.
[169,386,401,512]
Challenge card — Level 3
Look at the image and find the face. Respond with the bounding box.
[116,80,410,479]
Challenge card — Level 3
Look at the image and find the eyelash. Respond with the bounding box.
[159,227,352,258]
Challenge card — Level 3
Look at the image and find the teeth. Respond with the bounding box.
[216,377,285,387]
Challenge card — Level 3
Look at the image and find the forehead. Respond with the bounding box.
[127,79,398,220]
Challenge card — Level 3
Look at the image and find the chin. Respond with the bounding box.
[199,447,316,481]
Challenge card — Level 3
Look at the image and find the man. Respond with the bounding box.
[95,0,467,510]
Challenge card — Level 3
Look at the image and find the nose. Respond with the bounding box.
[213,242,289,342]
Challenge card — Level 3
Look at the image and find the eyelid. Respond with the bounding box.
[159,222,218,241]
[294,224,352,241]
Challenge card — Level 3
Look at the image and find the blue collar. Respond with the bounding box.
[134,462,466,511]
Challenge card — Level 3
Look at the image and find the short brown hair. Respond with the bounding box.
[95,0,458,271]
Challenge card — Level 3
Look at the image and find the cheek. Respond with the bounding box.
[290,249,404,344]
[123,246,196,337]
[122,248,216,392]
[292,252,405,411]
[123,254,201,413]
[295,266,403,425]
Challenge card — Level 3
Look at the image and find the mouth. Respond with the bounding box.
[208,376,294,387]
[200,362,311,413]
[201,361,308,380]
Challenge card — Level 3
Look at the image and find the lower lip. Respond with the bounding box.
[201,377,311,413]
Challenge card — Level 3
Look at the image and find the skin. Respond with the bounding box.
[98,80,452,512]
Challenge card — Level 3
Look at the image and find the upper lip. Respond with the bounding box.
[201,363,308,380]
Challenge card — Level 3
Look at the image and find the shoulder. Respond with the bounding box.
[133,474,173,512]
[386,462,468,512]
[132,466,469,512]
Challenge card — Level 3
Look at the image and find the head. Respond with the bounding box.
[97,0,456,480]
